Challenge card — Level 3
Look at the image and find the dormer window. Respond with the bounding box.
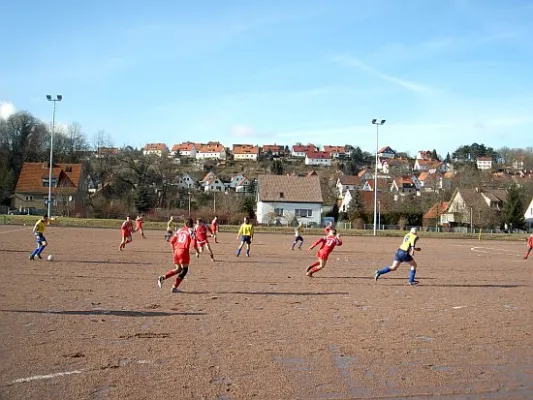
[42,178,57,187]
[279,192,284,198]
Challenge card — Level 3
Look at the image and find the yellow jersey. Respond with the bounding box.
[238,223,254,237]
[33,219,46,234]
[399,232,418,252]
[167,220,175,231]
[295,226,303,236]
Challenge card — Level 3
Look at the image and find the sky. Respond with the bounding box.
[1,0,533,156]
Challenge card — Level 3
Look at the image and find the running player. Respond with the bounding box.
[374,227,421,285]
[165,216,175,242]
[135,214,146,239]
[291,222,304,250]
[158,218,196,293]
[524,233,533,259]
[194,218,214,261]
[236,217,254,257]
[306,228,342,277]
[119,216,134,251]
[29,214,56,260]
[211,216,219,243]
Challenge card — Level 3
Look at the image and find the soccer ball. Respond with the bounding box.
[47,254,54,261]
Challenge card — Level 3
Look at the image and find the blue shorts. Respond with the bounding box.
[35,233,47,245]
[394,249,413,263]
[294,235,303,242]
[241,235,252,244]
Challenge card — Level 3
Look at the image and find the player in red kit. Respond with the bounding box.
[194,218,214,261]
[211,216,219,243]
[119,216,134,251]
[157,218,198,293]
[306,229,342,277]
[324,221,334,235]
[135,214,146,239]
[524,234,533,259]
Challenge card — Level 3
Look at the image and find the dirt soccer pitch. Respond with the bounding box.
[0,225,531,400]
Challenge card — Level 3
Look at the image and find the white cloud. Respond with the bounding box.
[229,125,256,138]
[0,101,16,119]
[333,55,436,94]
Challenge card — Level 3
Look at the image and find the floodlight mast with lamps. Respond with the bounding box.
[371,119,386,236]
[46,95,63,217]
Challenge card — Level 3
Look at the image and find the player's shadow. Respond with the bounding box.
[317,276,437,280]
[67,260,154,265]
[0,309,204,317]
[426,283,527,288]
[184,291,349,296]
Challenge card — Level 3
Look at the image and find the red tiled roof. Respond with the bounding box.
[306,151,330,160]
[233,144,259,155]
[262,144,282,152]
[366,178,390,191]
[323,145,346,153]
[378,146,395,154]
[144,143,168,151]
[198,142,225,153]
[293,145,317,153]
[258,175,322,203]
[15,162,83,194]
[171,142,195,152]
[423,201,449,219]
[339,175,361,185]
[351,190,391,212]
[358,169,371,178]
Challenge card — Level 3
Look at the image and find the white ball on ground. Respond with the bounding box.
[47,254,54,261]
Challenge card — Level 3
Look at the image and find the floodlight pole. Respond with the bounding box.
[372,119,386,236]
[46,95,62,217]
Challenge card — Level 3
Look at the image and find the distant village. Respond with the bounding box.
[9,138,533,232]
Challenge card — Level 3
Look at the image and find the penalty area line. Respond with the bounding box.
[11,369,84,384]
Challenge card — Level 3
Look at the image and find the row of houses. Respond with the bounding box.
[10,161,533,230]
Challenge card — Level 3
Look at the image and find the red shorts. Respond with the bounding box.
[197,239,208,247]
[317,251,330,261]
[122,231,132,241]
[211,226,217,233]
[173,250,190,265]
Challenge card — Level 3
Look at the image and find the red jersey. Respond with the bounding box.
[528,235,533,247]
[136,217,144,228]
[170,227,195,252]
[211,218,218,232]
[195,224,212,242]
[312,235,342,259]
[121,220,133,234]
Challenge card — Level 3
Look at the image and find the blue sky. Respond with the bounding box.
[1,0,533,156]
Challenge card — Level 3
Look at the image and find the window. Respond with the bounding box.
[42,178,57,187]
[274,208,284,217]
[279,192,284,198]
[43,196,55,205]
[25,195,33,201]
[295,209,313,217]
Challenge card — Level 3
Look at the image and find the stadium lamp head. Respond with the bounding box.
[380,119,386,124]
[46,95,52,101]
[371,119,377,124]
[57,95,63,101]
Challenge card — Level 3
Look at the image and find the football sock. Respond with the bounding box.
[236,248,241,256]
[164,270,177,279]
[30,248,39,258]
[310,265,321,274]
[36,245,45,256]
[307,261,320,272]
[174,277,183,288]
[409,267,416,282]
[379,266,391,275]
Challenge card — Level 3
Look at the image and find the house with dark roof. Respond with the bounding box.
[200,171,226,192]
[336,175,362,197]
[257,175,323,225]
[377,146,396,159]
[442,188,506,228]
[13,162,86,215]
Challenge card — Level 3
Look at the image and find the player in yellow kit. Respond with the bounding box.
[29,214,56,260]
[291,222,304,250]
[165,216,176,242]
[236,217,254,257]
[374,227,422,285]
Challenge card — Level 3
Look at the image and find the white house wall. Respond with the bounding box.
[257,201,322,225]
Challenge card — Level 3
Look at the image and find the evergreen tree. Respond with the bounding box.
[134,184,153,213]
[241,196,256,219]
[270,159,284,175]
[347,190,365,222]
[445,152,451,163]
[502,184,524,229]
[326,202,340,222]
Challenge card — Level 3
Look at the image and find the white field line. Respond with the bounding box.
[470,246,522,255]
[0,227,31,235]
[11,370,84,384]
